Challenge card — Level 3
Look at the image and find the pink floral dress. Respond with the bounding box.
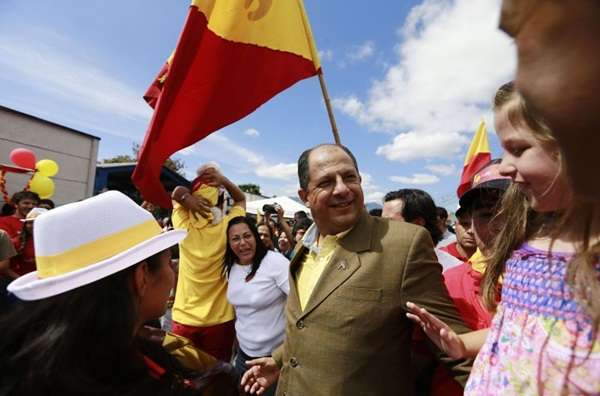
[465,244,600,395]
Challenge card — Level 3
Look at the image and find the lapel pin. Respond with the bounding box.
[337,260,347,271]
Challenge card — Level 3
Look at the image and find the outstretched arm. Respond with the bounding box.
[406,301,488,359]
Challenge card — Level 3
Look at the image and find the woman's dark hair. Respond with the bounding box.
[223,216,268,282]
[384,189,443,244]
[0,250,194,396]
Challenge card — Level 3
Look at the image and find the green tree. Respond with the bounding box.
[238,183,262,195]
[103,143,186,176]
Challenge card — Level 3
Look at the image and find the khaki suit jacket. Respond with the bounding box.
[272,211,471,396]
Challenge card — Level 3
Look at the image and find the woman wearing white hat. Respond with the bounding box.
[0,191,237,395]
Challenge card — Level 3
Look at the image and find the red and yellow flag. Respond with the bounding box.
[457,120,491,197]
[134,0,321,207]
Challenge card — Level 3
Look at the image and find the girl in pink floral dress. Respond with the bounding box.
[407,82,600,395]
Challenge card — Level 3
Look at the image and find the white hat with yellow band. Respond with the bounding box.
[8,191,186,300]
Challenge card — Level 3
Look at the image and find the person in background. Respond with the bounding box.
[293,210,308,223]
[0,230,17,312]
[382,189,462,271]
[9,207,48,279]
[277,233,293,259]
[436,207,456,247]
[224,216,289,396]
[38,199,55,210]
[0,191,39,240]
[256,221,276,251]
[439,207,476,263]
[291,217,312,244]
[0,191,237,395]
[426,163,509,396]
[170,164,246,362]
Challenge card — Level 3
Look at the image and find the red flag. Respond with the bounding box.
[133,1,321,207]
[457,120,491,197]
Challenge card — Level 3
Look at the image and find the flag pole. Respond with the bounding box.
[317,72,341,145]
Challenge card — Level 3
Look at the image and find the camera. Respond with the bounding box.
[263,204,277,215]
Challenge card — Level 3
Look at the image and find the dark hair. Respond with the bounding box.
[292,217,313,239]
[39,199,55,209]
[11,190,40,205]
[369,208,382,217]
[223,217,268,282]
[294,211,308,220]
[0,250,195,395]
[1,203,15,216]
[436,207,448,221]
[297,144,359,190]
[384,189,443,244]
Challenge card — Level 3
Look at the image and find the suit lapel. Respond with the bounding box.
[299,247,361,319]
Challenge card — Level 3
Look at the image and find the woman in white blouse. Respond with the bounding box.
[223,216,289,396]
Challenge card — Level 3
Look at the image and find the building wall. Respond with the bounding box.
[0,107,99,206]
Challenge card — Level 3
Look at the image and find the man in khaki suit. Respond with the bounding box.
[242,144,471,396]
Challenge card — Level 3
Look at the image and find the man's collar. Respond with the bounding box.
[301,210,372,254]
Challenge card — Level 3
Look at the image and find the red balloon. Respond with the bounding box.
[9,148,36,170]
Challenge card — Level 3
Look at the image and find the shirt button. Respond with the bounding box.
[289,357,299,367]
[296,320,305,329]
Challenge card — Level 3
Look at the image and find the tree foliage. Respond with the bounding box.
[102,143,185,176]
[238,183,262,195]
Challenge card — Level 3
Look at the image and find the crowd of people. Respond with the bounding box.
[1,2,600,395]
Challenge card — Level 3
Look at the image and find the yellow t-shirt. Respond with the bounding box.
[172,203,245,327]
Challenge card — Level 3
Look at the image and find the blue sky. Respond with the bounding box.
[0,0,516,208]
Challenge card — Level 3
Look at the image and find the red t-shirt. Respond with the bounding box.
[439,241,469,263]
[10,236,36,276]
[0,216,24,239]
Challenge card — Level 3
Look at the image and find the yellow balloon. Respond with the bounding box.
[29,174,55,199]
[36,159,59,177]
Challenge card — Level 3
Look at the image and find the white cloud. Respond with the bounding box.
[178,133,297,181]
[424,163,458,176]
[255,162,297,180]
[360,172,385,203]
[244,128,260,137]
[334,0,515,162]
[0,29,152,130]
[318,49,334,62]
[389,173,440,185]
[377,131,467,162]
[348,41,375,62]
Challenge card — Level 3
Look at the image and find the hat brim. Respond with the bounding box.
[7,229,186,301]
[459,179,511,210]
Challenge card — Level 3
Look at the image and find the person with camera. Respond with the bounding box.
[260,204,294,255]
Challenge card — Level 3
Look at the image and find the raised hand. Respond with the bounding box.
[240,357,280,395]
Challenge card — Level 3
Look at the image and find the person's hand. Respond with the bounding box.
[198,165,225,187]
[183,195,212,219]
[240,357,279,395]
[406,301,467,359]
[275,204,284,222]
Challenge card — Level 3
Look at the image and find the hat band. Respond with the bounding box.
[36,219,163,278]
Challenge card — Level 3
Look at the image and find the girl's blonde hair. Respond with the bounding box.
[483,82,600,326]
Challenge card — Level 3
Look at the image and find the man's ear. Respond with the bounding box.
[298,189,310,208]
[132,262,149,298]
[413,217,426,227]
